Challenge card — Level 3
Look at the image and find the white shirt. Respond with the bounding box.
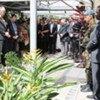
[57,24,61,32]
[50,23,54,33]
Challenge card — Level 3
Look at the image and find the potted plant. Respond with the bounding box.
[0,50,76,100]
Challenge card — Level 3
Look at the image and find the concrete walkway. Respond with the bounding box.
[47,52,93,100]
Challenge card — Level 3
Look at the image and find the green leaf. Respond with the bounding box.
[5,52,21,67]
[32,57,47,79]
[0,87,3,91]
[47,92,59,100]
[42,56,66,72]
[56,82,77,89]
[44,78,57,83]
[14,74,23,86]
[4,91,8,100]
[47,63,74,75]
[36,88,56,100]
[37,57,48,72]
[11,66,30,77]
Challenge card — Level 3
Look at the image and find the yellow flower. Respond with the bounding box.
[3,73,12,80]
[27,84,40,93]
[23,49,41,63]
[23,53,33,63]
[0,73,12,83]
[30,49,41,56]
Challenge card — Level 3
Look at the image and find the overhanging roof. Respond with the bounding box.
[37,0,93,11]
[0,0,30,11]
[0,0,29,2]
[0,0,93,12]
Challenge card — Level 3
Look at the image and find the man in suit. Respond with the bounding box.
[0,5,11,67]
[7,14,19,52]
[86,5,100,100]
[49,18,57,54]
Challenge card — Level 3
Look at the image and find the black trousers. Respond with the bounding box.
[70,38,79,60]
[10,39,17,52]
[41,35,49,54]
[92,63,100,100]
[49,36,57,54]
[1,38,10,66]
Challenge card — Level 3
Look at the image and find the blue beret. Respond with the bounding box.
[84,10,95,15]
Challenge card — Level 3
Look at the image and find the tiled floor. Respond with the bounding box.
[47,52,93,100]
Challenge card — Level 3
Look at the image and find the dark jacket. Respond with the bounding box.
[0,17,7,40]
[7,20,18,37]
[49,23,57,37]
[86,22,100,63]
[0,18,11,53]
[7,19,19,51]
[59,24,69,42]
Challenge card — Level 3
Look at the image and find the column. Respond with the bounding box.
[30,0,37,51]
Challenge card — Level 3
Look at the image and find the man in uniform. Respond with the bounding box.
[81,9,95,92]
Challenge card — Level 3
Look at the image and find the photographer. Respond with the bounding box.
[59,19,69,55]
[67,16,83,62]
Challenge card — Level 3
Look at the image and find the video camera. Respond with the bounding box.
[72,21,83,33]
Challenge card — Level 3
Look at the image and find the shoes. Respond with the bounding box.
[76,64,84,68]
[81,86,91,92]
[87,95,94,99]
[81,84,88,89]
[74,59,80,63]
[81,84,91,92]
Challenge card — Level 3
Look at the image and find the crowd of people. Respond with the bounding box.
[37,1,100,100]
[0,5,30,68]
[1,1,100,100]
[37,12,88,62]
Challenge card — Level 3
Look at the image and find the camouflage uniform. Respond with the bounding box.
[82,22,95,89]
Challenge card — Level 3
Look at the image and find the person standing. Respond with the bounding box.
[18,20,29,54]
[86,5,100,100]
[81,9,95,92]
[38,18,49,54]
[56,19,62,51]
[7,14,19,52]
[59,19,69,55]
[0,5,11,67]
[49,18,57,54]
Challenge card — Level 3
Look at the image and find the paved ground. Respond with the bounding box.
[47,52,94,100]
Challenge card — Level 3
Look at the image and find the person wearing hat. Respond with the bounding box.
[86,5,100,99]
[81,9,95,92]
